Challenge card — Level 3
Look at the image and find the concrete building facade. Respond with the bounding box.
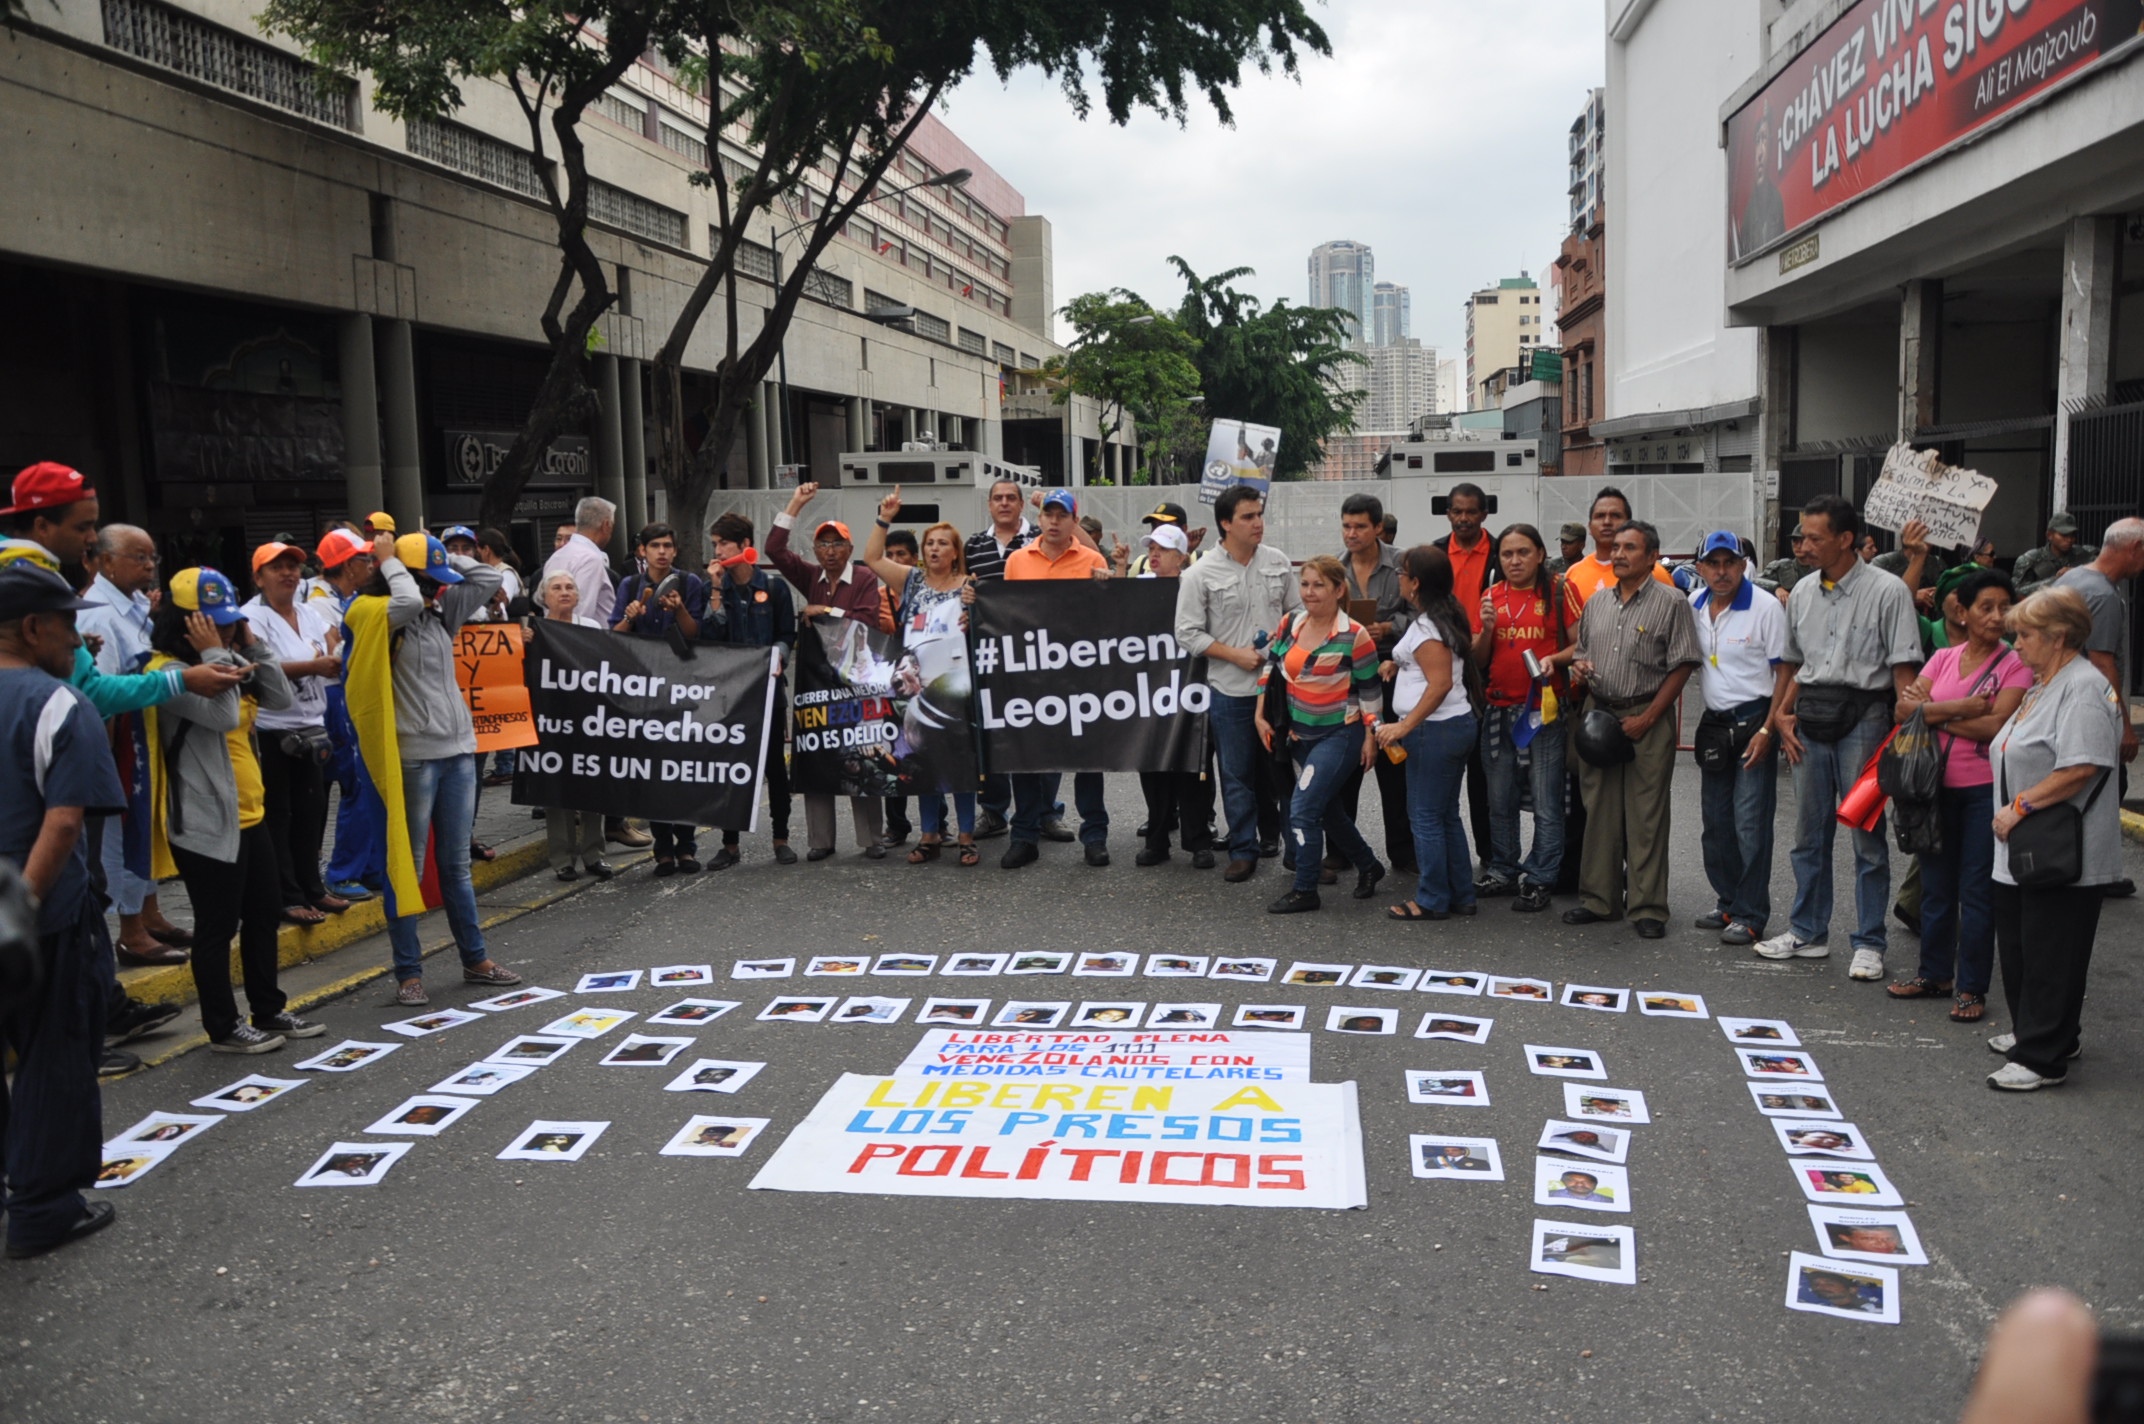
[1605,0,2144,596]
[1464,274,1546,410]
[1372,282,1411,347]
[0,0,1125,573]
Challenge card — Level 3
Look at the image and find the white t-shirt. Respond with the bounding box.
[239,596,334,731]
[1690,579,1787,710]
[1392,615,1469,722]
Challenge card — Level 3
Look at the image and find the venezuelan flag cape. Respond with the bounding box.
[341,596,432,916]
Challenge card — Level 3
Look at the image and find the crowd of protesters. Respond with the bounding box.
[0,453,2133,1259]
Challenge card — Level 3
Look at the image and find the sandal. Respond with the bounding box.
[1885,975,1953,999]
[908,841,943,865]
[1949,992,1987,1023]
[957,841,980,868]
[281,905,328,926]
[469,840,498,863]
[1386,902,1446,922]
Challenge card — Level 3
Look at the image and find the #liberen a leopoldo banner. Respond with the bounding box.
[969,580,1209,775]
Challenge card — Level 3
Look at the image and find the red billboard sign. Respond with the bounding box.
[1727,0,2143,264]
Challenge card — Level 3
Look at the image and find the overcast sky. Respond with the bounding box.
[938,0,1606,358]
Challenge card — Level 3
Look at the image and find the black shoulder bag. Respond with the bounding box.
[2000,760,2110,889]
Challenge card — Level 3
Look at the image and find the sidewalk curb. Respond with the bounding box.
[2123,809,2144,845]
[117,835,554,1007]
[122,848,651,1073]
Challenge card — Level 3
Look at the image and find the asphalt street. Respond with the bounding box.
[6,772,2142,1424]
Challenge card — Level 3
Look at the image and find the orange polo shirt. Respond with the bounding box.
[1005,541,1109,580]
[1564,552,1673,609]
[1446,535,1492,632]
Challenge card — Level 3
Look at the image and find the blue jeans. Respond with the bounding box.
[384,753,487,982]
[979,773,1011,819]
[1288,724,1379,894]
[490,749,516,778]
[1919,783,1995,994]
[1478,707,1565,888]
[1405,714,1477,912]
[1010,772,1106,846]
[920,793,977,837]
[1210,693,1264,862]
[323,686,384,889]
[1698,702,1779,930]
[1788,709,1892,951]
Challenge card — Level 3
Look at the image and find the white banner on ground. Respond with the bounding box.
[749,1073,1365,1209]
[893,1029,1313,1082]
[1862,443,1997,549]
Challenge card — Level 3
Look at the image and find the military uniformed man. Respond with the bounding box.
[2014,512,2096,593]
[1761,523,1814,595]
[1545,521,1587,580]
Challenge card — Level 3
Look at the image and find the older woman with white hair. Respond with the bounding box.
[1984,586,2123,1091]
[538,570,610,881]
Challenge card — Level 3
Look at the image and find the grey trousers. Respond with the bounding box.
[1575,704,1678,924]
[545,807,606,871]
[804,794,884,852]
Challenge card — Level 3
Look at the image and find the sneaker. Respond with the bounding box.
[97,1047,141,1077]
[1986,1062,2064,1091]
[1754,931,1829,960]
[1694,910,1730,931]
[211,1024,286,1054]
[106,997,180,1045]
[393,979,429,1007]
[1512,883,1552,913]
[1848,948,1886,981]
[463,963,523,987]
[1266,889,1321,914]
[1986,1032,2082,1060]
[974,810,1009,840]
[1040,818,1076,843]
[254,1012,326,1039]
[1474,873,1519,898]
[326,879,375,902]
[1720,921,1761,947]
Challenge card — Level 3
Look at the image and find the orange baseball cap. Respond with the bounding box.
[250,541,303,574]
[316,528,372,569]
[813,520,853,544]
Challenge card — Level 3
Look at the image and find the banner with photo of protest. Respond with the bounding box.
[513,621,777,828]
[1198,417,1278,505]
[970,580,1209,775]
[789,599,979,798]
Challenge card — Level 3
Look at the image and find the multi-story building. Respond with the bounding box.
[1371,282,1411,347]
[1603,0,2144,594]
[0,0,1127,571]
[1569,87,1605,236]
[1362,340,1438,433]
[1308,240,1376,344]
[1436,360,1462,419]
[1463,274,1545,410]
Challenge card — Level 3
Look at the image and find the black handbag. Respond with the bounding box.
[2001,764,2109,889]
[278,724,335,768]
[1795,686,1881,743]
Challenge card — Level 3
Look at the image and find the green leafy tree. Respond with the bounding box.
[1054,290,1201,484]
[267,0,1332,556]
[262,0,678,530]
[1167,256,1363,481]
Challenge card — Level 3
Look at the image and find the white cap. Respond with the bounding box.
[1142,525,1189,554]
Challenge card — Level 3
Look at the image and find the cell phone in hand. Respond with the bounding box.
[2098,1332,2144,1423]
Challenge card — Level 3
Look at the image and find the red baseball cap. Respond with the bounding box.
[316,528,372,569]
[1,462,95,518]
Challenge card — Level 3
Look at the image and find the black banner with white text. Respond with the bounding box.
[512,622,777,828]
[970,580,1209,774]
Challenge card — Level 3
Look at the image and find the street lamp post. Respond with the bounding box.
[768,166,971,474]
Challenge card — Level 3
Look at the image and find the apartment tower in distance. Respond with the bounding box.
[1462,273,1543,411]
[1308,240,1375,344]
[1371,282,1410,347]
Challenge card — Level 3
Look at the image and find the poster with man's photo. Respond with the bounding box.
[789,604,977,799]
[1197,418,1279,505]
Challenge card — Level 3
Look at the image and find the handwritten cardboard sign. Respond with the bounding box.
[454,623,539,751]
[1862,443,1996,550]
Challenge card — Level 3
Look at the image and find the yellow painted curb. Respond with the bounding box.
[2122,809,2144,845]
[117,836,554,1007]
[121,848,649,1073]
